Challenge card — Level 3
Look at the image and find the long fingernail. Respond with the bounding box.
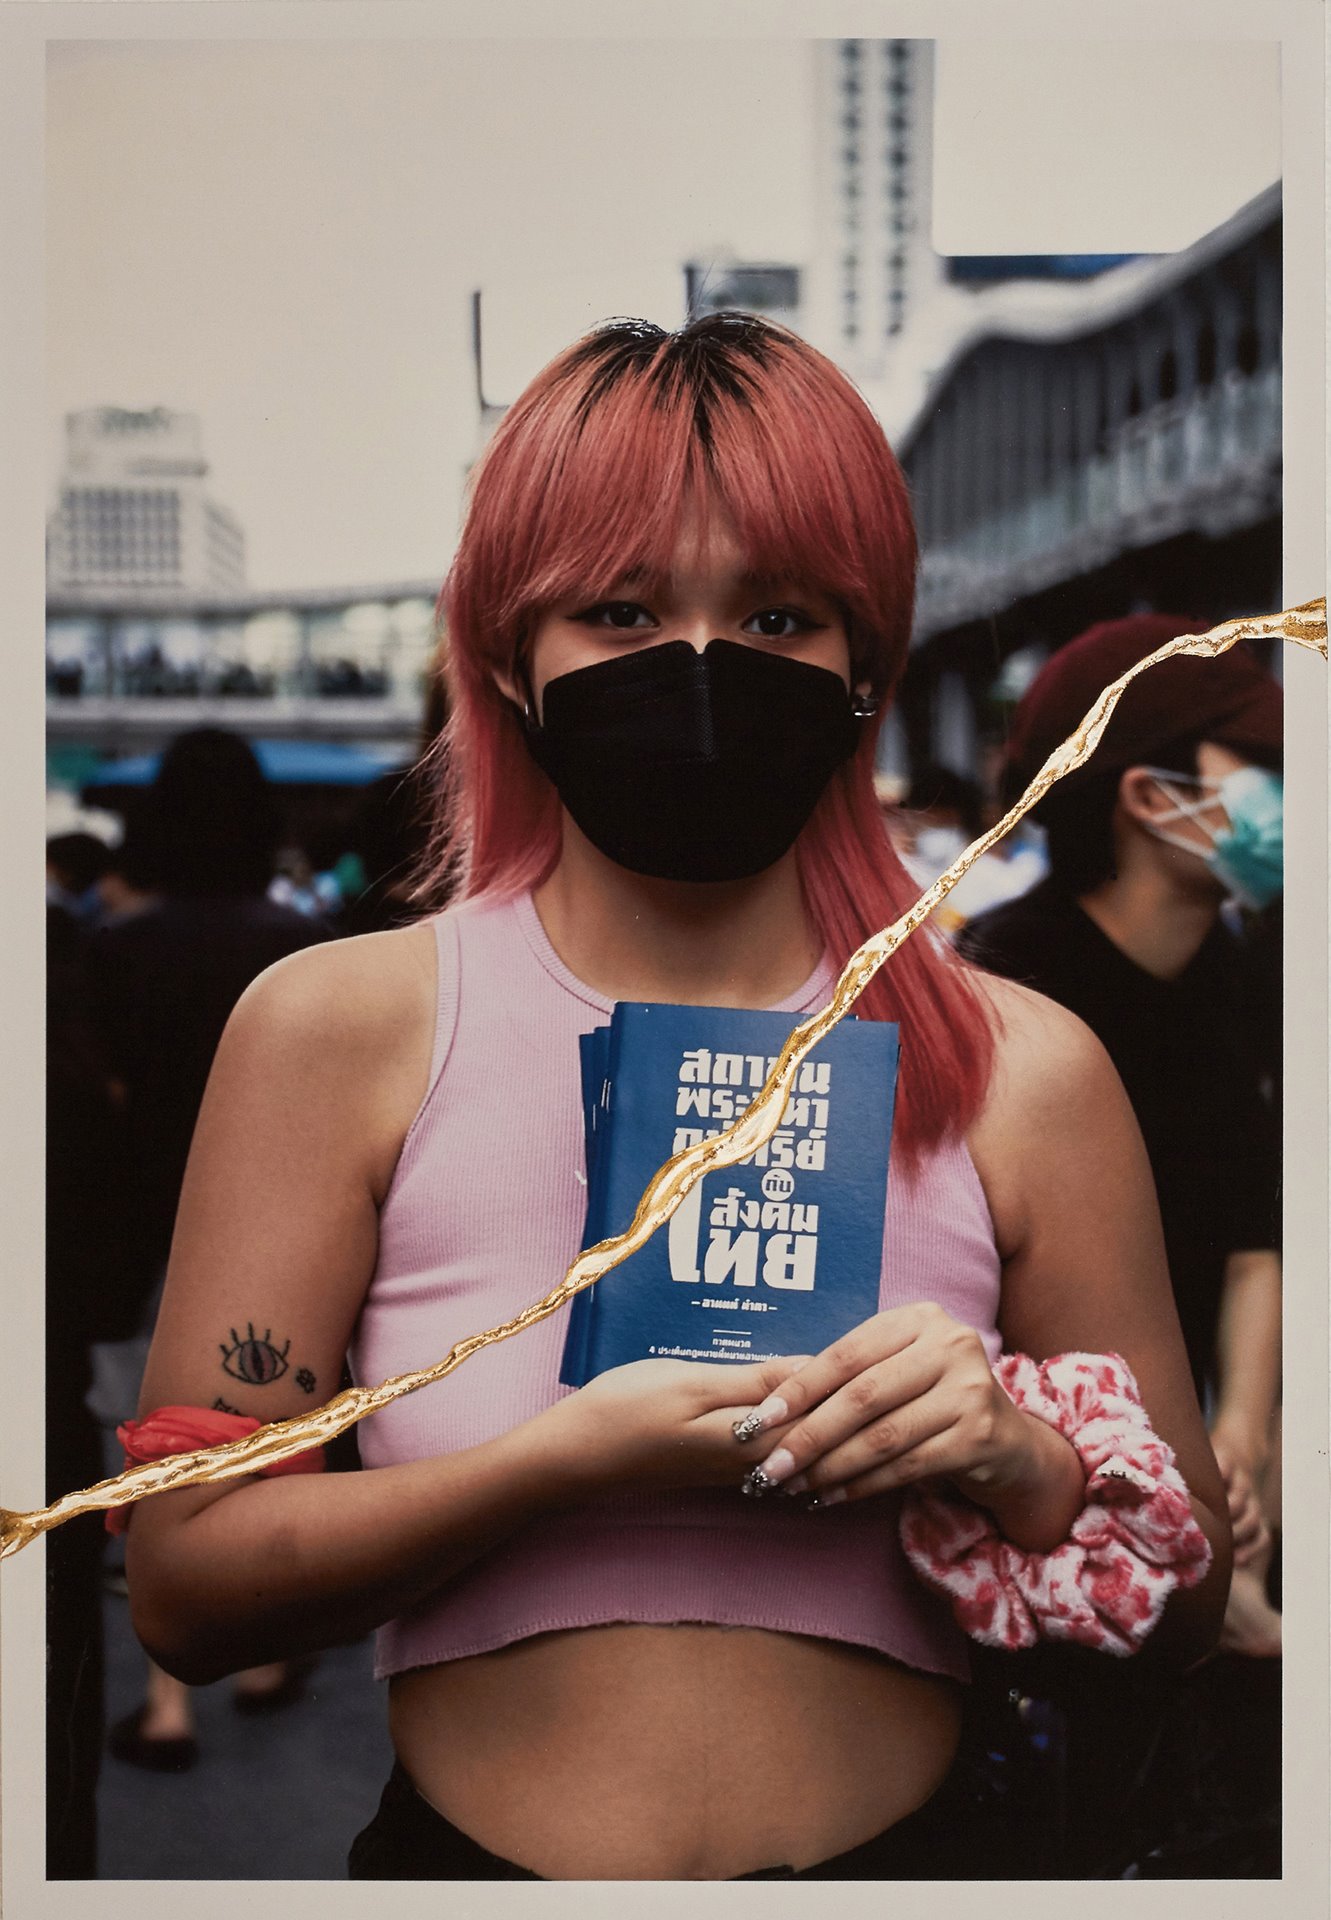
[808,1486,846,1510]
[779,1472,810,1496]
[732,1395,788,1444]
[755,1446,796,1486]
[741,1466,778,1497]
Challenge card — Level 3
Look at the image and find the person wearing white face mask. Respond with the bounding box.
[959,613,1283,1875]
[890,764,1048,933]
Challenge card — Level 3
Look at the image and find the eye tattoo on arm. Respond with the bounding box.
[219,1322,291,1386]
[213,1397,243,1415]
[216,1324,318,1396]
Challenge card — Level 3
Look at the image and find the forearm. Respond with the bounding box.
[1136,1489,1232,1669]
[1210,1249,1281,1469]
[127,1414,589,1684]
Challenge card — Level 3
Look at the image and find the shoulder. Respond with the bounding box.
[967,971,1138,1254]
[227,918,438,1061]
[204,919,442,1202]
[973,970,1126,1128]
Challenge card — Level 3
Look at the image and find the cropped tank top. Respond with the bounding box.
[349,892,1002,1684]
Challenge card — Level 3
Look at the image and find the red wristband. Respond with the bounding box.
[106,1404,325,1536]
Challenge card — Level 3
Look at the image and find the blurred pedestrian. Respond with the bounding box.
[47,900,140,1872]
[333,764,437,937]
[47,831,114,922]
[890,762,984,882]
[86,728,329,1768]
[889,762,1045,930]
[959,614,1283,1873]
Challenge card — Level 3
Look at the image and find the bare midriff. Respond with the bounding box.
[388,1622,962,1879]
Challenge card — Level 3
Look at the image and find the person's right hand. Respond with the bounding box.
[543,1356,807,1498]
[1210,1433,1269,1567]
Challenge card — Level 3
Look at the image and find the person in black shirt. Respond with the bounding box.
[960,877,1278,1418]
[47,901,138,1873]
[87,730,327,1770]
[959,614,1283,1872]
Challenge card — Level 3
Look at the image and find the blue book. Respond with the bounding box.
[562,1027,612,1386]
[559,1004,899,1384]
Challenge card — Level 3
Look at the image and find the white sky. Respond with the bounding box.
[47,40,814,593]
[47,38,1280,594]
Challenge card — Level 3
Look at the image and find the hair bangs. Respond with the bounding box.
[501,418,704,640]
[700,350,916,692]
[465,349,702,665]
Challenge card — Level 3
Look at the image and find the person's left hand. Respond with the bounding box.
[732,1302,1041,1510]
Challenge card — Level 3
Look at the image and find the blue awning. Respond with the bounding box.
[83,737,408,792]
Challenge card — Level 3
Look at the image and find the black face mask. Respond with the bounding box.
[522,639,864,883]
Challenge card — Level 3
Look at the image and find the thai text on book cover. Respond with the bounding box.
[560,1003,899,1384]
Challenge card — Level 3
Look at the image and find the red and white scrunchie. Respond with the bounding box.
[899,1351,1213,1657]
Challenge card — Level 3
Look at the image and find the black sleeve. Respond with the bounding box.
[46,911,157,1343]
[954,907,1041,984]
[1210,933,1282,1258]
[1220,1078,1281,1255]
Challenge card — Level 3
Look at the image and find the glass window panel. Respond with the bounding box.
[244,610,301,676]
[46,617,105,696]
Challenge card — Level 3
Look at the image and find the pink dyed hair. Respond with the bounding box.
[421,314,996,1155]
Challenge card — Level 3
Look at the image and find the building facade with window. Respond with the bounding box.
[46,580,441,771]
[47,407,247,596]
[805,38,943,379]
[891,184,1281,776]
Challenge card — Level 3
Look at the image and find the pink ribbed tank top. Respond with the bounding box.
[349,892,1002,1684]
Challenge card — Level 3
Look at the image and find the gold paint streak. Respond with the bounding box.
[3,598,1324,1560]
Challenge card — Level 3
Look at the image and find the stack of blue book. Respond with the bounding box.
[560,1002,900,1385]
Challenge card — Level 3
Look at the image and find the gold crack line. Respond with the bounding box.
[2,595,1324,1560]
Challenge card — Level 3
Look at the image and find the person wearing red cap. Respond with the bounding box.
[959,613,1282,1872]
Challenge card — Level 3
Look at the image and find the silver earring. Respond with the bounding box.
[850,690,879,720]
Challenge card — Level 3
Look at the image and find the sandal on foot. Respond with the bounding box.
[231,1656,316,1716]
[107,1705,199,1773]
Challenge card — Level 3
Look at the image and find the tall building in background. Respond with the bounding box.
[798,39,1281,789]
[804,38,1142,440]
[684,260,802,333]
[806,39,943,383]
[47,407,246,594]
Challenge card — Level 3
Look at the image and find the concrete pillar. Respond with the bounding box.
[933,669,978,777]
[875,702,910,783]
[1254,243,1280,367]
[296,608,313,700]
[934,396,953,545]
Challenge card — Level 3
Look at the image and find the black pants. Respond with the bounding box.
[348,1748,1027,1881]
[45,1391,106,1880]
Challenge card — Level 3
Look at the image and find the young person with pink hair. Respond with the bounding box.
[122,315,1229,1880]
